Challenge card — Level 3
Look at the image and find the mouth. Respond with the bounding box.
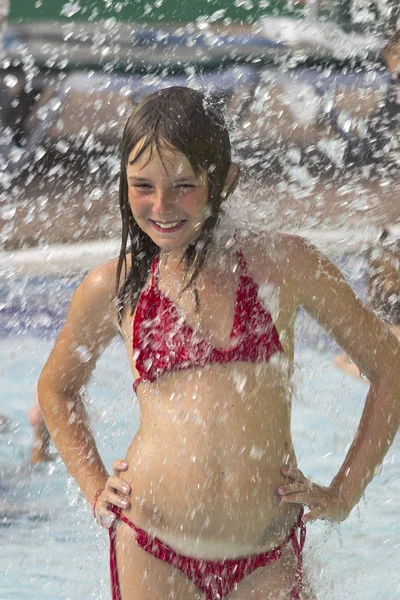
[150,220,187,233]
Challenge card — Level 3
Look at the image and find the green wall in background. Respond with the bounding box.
[9,0,301,25]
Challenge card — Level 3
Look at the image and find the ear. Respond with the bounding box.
[222,163,240,199]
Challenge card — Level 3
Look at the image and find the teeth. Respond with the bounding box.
[155,221,181,229]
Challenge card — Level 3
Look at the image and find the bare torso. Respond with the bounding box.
[118,234,301,559]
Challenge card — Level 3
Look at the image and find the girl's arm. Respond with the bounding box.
[37,261,119,505]
[291,237,400,517]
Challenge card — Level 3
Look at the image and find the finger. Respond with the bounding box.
[281,466,307,482]
[278,482,312,496]
[302,509,322,523]
[280,492,313,505]
[106,475,131,496]
[97,508,117,529]
[112,459,128,475]
[103,490,131,510]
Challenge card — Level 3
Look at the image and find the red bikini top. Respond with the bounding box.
[132,250,283,392]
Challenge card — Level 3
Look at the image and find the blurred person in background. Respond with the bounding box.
[328,0,399,163]
[0,391,52,465]
[290,1,399,164]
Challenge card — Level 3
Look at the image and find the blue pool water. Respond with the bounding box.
[0,265,398,599]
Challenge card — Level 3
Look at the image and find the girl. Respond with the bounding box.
[38,87,400,600]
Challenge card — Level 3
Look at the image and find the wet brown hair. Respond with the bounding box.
[367,229,400,325]
[116,86,232,322]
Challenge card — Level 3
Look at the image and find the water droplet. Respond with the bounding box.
[60,1,82,18]
[57,58,69,70]
[208,9,226,22]
[75,345,92,363]
[249,445,263,460]
[55,140,70,154]
[3,74,18,89]
[35,147,46,162]
[0,204,16,221]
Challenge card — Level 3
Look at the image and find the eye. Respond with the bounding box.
[132,183,152,189]
[176,184,196,189]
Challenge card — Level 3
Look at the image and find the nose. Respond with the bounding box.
[152,186,176,214]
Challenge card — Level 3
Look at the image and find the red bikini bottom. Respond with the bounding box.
[109,507,306,600]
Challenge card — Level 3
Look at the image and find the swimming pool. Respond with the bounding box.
[0,266,398,600]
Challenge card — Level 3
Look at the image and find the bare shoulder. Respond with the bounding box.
[80,258,118,302]
[38,256,125,392]
[236,231,313,282]
[68,256,125,333]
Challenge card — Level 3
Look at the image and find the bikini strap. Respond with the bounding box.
[290,507,306,556]
[150,253,160,287]
[290,508,306,600]
[236,248,248,272]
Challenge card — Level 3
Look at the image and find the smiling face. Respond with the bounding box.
[127,141,209,253]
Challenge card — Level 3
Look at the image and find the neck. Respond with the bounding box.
[159,230,236,280]
[160,248,186,269]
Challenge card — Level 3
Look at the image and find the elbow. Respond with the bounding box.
[36,372,49,413]
[369,373,400,423]
[369,371,398,394]
[36,370,58,416]
[369,350,400,388]
[37,370,88,427]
